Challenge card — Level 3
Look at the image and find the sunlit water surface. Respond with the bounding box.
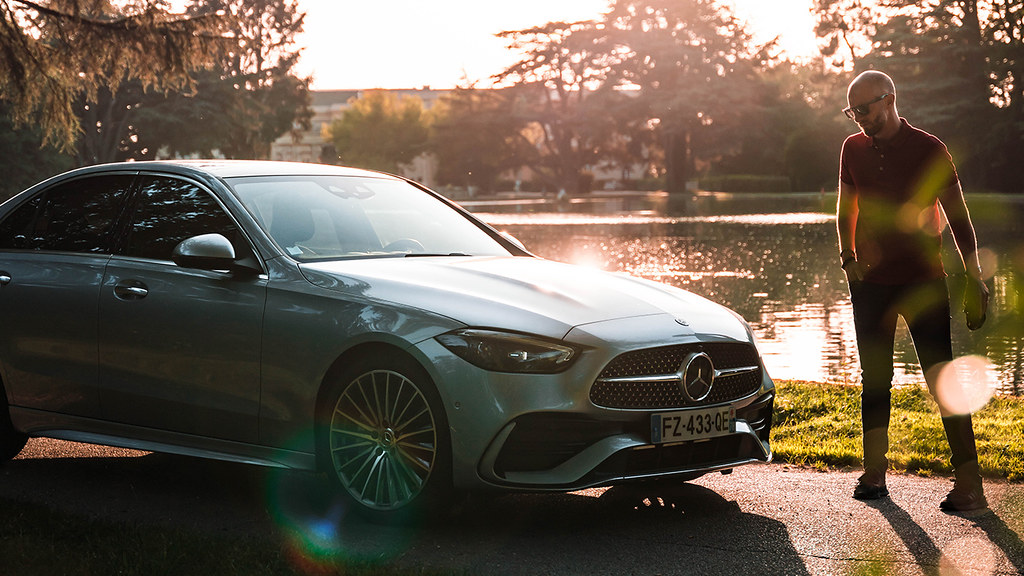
[469,192,1024,396]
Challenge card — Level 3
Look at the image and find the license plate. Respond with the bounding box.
[651,406,736,443]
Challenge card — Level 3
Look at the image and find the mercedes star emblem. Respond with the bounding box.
[680,352,715,402]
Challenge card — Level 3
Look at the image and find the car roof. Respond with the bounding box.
[56,160,395,181]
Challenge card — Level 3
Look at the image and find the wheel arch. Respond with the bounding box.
[312,341,449,473]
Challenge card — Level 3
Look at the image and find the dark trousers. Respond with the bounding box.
[849,278,979,473]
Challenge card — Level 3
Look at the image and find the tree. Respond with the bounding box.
[429,87,536,193]
[178,0,311,159]
[847,0,1020,189]
[495,20,624,194]
[329,91,431,173]
[74,0,311,163]
[710,62,849,191]
[983,0,1024,190]
[0,0,233,150]
[604,0,768,194]
[812,0,887,70]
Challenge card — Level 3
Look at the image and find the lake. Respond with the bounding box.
[467,191,1024,396]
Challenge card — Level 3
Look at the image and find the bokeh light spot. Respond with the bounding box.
[934,355,997,415]
[977,247,998,281]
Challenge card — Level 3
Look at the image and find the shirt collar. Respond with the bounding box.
[872,118,912,150]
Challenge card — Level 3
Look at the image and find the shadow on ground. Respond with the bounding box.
[3,443,809,575]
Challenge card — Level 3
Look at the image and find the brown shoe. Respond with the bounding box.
[853,469,888,500]
[940,476,987,512]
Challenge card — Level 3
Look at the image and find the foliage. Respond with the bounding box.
[706,63,847,191]
[772,380,1024,480]
[0,102,73,202]
[861,1,992,183]
[0,0,233,150]
[812,0,888,70]
[814,0,1024,192]
[429,87,537,193]
[481,0,773,195]
[329,91,431,174]
[602,0,770,193]
[495,19,626,194]
[467,0,1024,194]
[73,0,311,163]
[766,63,851,191]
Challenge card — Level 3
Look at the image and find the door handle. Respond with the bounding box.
[0,272,10,286]
[114,282,149,300]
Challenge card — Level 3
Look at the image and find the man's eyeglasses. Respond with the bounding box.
[843,93,890,119]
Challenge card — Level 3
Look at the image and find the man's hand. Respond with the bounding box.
[843,259,865,283]
[964,273,989,330]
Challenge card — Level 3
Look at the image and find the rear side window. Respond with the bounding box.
[0,175,134,253]
[121,176,243,261]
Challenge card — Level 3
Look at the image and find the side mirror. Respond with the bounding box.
[172,233,236,271]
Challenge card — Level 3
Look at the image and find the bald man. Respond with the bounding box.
[837,70,988,512]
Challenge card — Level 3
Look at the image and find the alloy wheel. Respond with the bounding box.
[328,369,438,511]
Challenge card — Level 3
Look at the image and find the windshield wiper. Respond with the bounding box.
[404,252,472,257]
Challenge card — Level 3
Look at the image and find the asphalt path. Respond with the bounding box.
[3,437,1024,575]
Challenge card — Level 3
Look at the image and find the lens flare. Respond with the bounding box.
[260,431,413,570]
[934,355,997,415]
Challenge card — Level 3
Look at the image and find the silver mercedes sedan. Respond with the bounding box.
[0,160,773,522]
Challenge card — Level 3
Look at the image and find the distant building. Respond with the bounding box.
[270,88,447,187]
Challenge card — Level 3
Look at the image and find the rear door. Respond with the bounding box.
[0,174,135,417]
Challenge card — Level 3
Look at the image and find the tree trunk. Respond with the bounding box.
[665,128,690,195]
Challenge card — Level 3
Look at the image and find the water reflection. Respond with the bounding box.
[472,192,1024,396]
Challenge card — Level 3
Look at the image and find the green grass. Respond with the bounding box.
[771,380,1024,481]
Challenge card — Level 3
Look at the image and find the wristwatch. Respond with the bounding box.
[839,249,856,269]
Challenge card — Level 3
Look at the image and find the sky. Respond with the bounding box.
[293,0,819,91]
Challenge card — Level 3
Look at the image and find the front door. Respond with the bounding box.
[98,175,266,442]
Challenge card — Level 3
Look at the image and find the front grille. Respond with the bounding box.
[590,342,762,409]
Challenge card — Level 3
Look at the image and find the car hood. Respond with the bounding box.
[298,256,751,341]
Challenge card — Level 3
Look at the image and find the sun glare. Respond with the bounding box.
[728,0,819,59]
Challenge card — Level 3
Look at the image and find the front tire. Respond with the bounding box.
[321,354,451,523]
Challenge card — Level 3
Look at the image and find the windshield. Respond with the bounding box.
[227,175,513,261]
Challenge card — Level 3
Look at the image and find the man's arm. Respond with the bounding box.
[837,180,863,282]
[940,182,984,279]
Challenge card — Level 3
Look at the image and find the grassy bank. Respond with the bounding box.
[2,380,1022,575]
[772,380,1024,481]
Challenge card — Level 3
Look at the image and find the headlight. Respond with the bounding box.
[436,329,579,373]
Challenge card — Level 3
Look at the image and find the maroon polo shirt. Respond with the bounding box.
[839,118,959,284]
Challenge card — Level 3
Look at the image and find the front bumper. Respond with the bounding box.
[481,389,773,490]
[417,313,775,493]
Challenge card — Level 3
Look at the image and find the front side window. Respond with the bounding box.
[0,175,134,253]
[122,176,242,261]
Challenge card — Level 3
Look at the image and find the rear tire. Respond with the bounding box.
[319,353,451,524]
[0,383,28,463]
